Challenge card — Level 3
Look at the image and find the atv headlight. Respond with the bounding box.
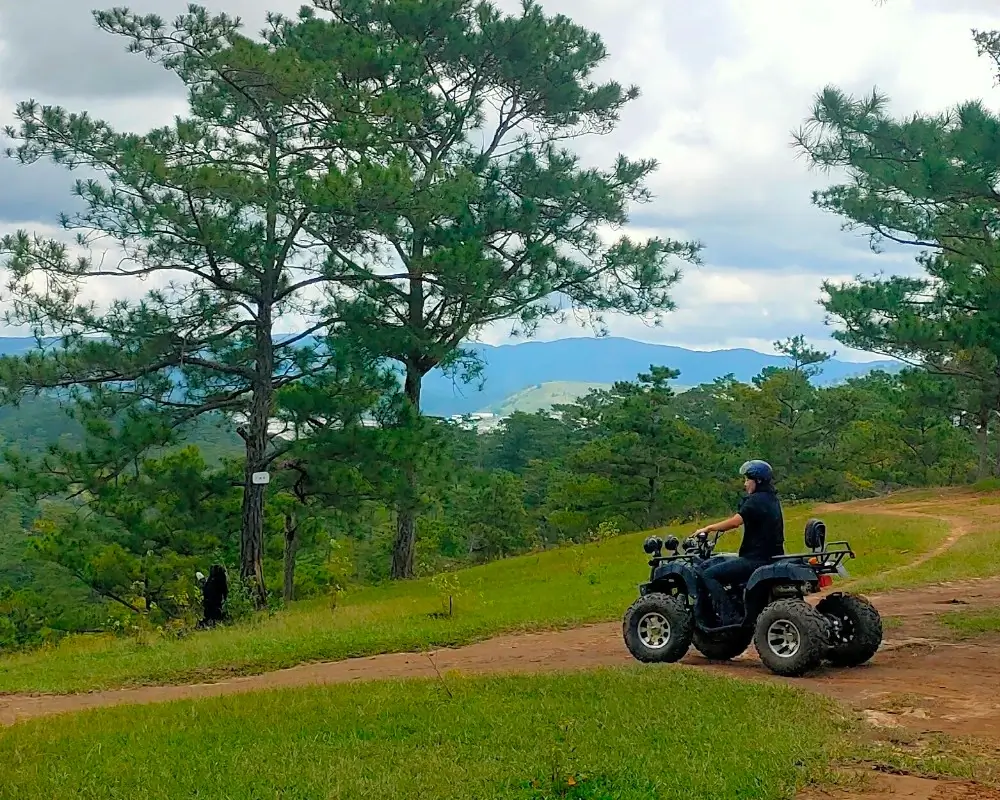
[643,536,663,555]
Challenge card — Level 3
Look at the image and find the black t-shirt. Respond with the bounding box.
[737,490,784,561]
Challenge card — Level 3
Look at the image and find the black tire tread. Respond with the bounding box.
[692,627,753,661]
[817,592,882,667]
[754,599,829,677]
[622,593,693,664]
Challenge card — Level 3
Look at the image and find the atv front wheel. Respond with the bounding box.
[818,592,882,667]
[622,593,693,663]
[693,627,753,661]
[754,599,829,677]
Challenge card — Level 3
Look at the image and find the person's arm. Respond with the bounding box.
[696,514,743,536]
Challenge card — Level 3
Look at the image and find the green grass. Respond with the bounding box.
[876,489,945,505]
[851,516,1000,593]
[0,507,945,695]
[0,668,844,800]
[939,608,1000,638]
[822,512,948,582]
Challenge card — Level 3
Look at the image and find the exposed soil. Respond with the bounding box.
[1,490,999,799]
[800,772,1000,800]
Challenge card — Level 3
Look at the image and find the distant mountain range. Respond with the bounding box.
[422,338,899,416]
[0,335,899,418]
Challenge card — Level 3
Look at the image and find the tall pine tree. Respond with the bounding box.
[0,7,401,602]
[275,0,700,577]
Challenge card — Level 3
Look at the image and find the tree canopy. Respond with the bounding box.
[794,28,1000,476]
[0,5,409,600]
[273,0,701,576]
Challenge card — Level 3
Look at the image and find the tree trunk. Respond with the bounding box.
[995,422,1000,479]
[391,496,417,579]
[283,513,298,604]
[239,324,273,608]
[976,409,991,481]
[240,450,268,608]
[390,363,422,579]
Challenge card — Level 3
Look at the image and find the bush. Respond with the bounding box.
[0,586,55,652]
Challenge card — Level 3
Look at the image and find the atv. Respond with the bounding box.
[622,519,883,677]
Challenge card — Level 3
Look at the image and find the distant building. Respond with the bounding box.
[447,412,501,433]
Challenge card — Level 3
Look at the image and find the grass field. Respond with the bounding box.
[0,668,843,800]
[0,506,946,695]
[940,608,1000,638]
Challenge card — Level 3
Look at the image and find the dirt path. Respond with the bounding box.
[800,773,1000,800]
[815,495,976,577]
[3,578,1000,732]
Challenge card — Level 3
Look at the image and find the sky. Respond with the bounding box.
[1,0,999,361]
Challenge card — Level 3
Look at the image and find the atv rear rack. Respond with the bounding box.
[647,542,856,573]
[771,541,855,575]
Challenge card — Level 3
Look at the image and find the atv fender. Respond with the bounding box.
[743,562,817,617]
[642,560,700,600]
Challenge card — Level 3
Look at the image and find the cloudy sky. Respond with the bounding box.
[1,0,999,360]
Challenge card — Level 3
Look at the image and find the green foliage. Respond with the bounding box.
[0,586,53,651]
[795,36,1000,477]
[0,342,978,653]
[15,446,235,625]
[0,0,989,674]
[270,0,701,577]
[0,3,408,600]
[547,366,729,533]
[428,570,463,617]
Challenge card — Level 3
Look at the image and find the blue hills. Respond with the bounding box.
[0,335,899,418]
[421,337,898,416]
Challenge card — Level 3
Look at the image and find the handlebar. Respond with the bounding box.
[649,529,722,564]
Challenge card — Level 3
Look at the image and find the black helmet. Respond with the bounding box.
[739,460,773,483]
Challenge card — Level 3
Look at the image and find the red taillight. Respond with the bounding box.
[818,574,833,589]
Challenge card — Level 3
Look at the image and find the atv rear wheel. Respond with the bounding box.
[622,593,693,663]
[693,627,753,661]
[818,592,882,667]
[754,599,829,677]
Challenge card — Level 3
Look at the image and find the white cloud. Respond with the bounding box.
[474,264,860,352]
[1,0,997,356]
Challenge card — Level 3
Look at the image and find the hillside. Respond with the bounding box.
[0,335,898,418]
[480,379,700,416]
[479,381,613,415]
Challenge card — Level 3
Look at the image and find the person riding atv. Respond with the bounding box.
[694,460,783,625]
[621,458,884,676]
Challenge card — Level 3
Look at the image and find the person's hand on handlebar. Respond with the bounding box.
[694,513,744,538]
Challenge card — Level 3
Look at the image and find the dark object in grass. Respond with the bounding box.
[198,565,229,629]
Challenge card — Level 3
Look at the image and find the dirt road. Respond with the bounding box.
[2,577,999,734]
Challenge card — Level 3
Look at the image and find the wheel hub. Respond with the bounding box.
[766,619,801,658]
[829,614,854,645]
[637,612,671,649]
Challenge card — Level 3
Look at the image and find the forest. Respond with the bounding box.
[0,335,988,652]
[1,0,999,654]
